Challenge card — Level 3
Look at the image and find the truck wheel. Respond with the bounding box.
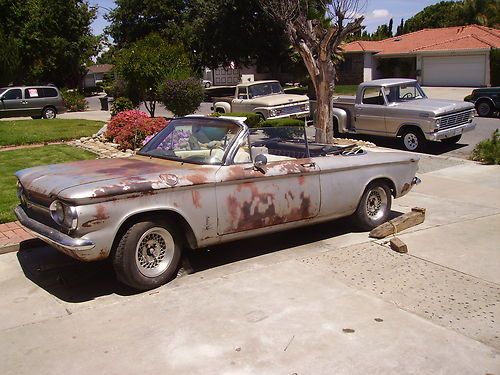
[401,128,426,152]
[441,135,461,144]
[113,219,182,290]
[332,118,343,138]
[475,101,493,117]
[353,181,392,231]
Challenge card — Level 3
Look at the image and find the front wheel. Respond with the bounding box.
[401,128,426,152]
[113,219,182,290]
[441,135,462,144]
[353,181,392,231]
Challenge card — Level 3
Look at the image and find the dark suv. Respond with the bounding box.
[0,85,67,119]
[467,87,500,117]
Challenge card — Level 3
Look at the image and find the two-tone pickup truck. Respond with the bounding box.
[331,79,476,151]
[212,80,310,120]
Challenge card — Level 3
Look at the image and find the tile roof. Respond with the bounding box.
[342,25,500,55]
[86,64,114,74]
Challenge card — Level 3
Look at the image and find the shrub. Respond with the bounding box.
[211,112,263,128]
[160,78,204,117]
[111,97,135,117]
[61,89,87,112]
[463,94,473,101]
[105,110,168,150]
[258,118,305,139]
[471,129,500,165]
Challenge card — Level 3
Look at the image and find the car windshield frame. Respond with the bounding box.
[384,83,427,104]
[138,117,244,165]
[248,82,284,98]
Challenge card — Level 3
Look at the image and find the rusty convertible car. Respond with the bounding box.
[15,116,420,290]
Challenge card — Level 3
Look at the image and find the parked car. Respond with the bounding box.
[331,79,476,151]
[212,80,310,120]
[15,116,420,290]
[466,87,500,117]
[0,85,66,119]
[202,79,212,88]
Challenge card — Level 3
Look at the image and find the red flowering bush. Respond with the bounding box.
[105,110,168,150]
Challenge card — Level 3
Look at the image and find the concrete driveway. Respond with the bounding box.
[0,156,499,374]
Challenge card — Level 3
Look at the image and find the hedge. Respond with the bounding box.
[212,112,262,128]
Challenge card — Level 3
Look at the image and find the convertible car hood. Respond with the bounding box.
[16,156,217,203]
[394,98,474,116]
[252,94,309,107]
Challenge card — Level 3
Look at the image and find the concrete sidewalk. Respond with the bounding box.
[0,156,499,374]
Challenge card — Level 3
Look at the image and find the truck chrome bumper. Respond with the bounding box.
[14,205,95,251]
[428,122,476,141]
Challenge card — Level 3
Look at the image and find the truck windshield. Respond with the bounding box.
[248,82,283,98]
[138,118,242,165]
[384,83,426,104]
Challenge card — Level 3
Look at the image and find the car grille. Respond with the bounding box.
[438,110,473,130]
[279,105,304,115]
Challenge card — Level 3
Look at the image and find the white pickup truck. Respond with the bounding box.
[212,80,310,120]
[331,79,476,151]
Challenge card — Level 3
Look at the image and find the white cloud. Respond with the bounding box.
[371,9,391,18]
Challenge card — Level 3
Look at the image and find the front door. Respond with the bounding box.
[215,158,321,235]
[0,88,25,118]
[354,87,387,135]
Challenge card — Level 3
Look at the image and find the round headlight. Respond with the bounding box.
[49,200,77,229]
[50,200,65,225]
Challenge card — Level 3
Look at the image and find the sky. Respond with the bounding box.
[90,0,455,36]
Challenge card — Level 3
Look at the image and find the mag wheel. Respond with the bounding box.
[353,181,392,231]
[113,219,182,290]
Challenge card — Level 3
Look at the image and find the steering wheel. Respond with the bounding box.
[402,92,414,99]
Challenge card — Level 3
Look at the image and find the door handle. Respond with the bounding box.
[300,162,316,168]
[21,101,28,104]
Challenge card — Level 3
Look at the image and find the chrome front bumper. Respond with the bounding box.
[14,205,95,251]
[428,122,476,141]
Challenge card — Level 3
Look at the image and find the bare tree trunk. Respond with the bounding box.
[144,100,156,117]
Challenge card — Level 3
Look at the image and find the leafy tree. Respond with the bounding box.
[114,33,192,117]
[0,33,20,86]
[395,19,404,36]
[259,0,363,143]
[402,0,500,33]
[106,0,190,47]
[0,0,99,87]
[160,78,204,117]
[106,0,293,77]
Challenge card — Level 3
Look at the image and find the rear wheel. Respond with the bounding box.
[353,181,392,231]
[475,101,493,117]
[441,135,461,144]
[42,106,56,119]
[401,128,426,152]
[113,219,182,290]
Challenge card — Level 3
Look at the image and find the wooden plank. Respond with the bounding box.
[390,237,408,253]
[369,207,426,239]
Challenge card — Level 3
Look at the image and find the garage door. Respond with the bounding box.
[422,55,486,87]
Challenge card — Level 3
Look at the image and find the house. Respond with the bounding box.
[82,64,114,88]
[339,25,500,87]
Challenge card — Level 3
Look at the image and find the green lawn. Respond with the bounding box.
[0,119,104,146]
[333,85,357,95]
[0,145,96,223]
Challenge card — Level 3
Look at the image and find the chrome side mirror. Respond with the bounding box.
[253,154,267,173]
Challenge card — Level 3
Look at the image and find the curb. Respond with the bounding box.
[0,238,45,255]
